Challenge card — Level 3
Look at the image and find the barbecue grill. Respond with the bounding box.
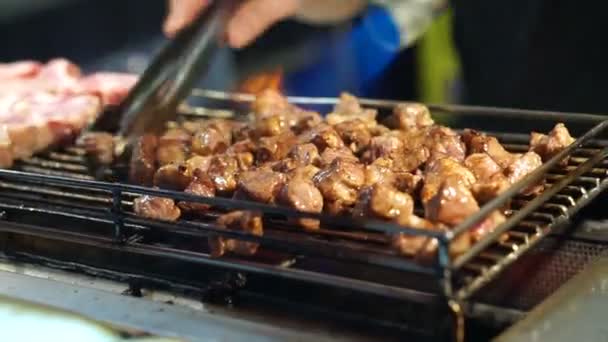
[1,90,607,340]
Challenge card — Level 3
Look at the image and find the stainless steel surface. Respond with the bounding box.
[496,257,608,342]
[0,263,371,342]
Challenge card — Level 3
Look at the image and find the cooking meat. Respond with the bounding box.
[291,110,323,134]
[178,170,216,214]
[256,131,297,163]
[391,103,434,130]
[251,89,291,118]
[297,124,345,152]
[424,126,466,163]
[153,163,193,191]
[319,147,359,167]
[0,61,42,80]
[333,118,372,154]
[79,132,115,166]
[504,151,544,195]
[471,173,511,204]
[235,169,286,203]
[129,134,158,186]
[185,155,212,175]
[278,178,324,230]
[288,164,321,181]
[353,184,414,220]
[326,93,377,128]
[255,114,289,137]
[209,211,263,257]
[424,178,480,226]
[133,195,181,222]
[313,159,365,214]
[421,157,476,204]
[465,153,503,181]
[463,129,515,168]
[368,134,404,160]
[287,143,320,166]
[207,154,240,195]
[530,123,575,166]
[0,126,13,168]
[364,158,422,195]
[470,210,507,243]
[157,128,190,166]
[76,72,138,106]
[226,139,256,155]
[191,124,230,156]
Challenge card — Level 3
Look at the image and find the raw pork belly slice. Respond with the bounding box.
[0,61,42,80]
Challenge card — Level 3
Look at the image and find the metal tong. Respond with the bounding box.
[92,0,236,140]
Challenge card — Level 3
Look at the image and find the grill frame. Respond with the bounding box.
[0,90,607,311]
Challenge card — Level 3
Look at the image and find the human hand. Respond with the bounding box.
[163,0,301,48]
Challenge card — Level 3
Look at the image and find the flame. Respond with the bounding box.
[239,68,283,95]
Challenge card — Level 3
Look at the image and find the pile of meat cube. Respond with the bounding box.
[0,59,137,168]
[90,90,574,262]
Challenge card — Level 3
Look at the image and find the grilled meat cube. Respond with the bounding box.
[424,126,466,163]
[256,131,297,163]
[313,159,365,214]
[353,184,414,220]
[291,110,323,134]
[393,171,424,195]
[185,155,212,175]
[326,93,377,128]
[288,164,321,181]
[255,114,289,137]
[226,139,256,154]
[364,158,422,195]
[463,129,515,168]
[288,143,320,166]
[133,195,181,222]
[333,119,372,154]
[252,89,291,118]
[504,151,544,195]
[153,163,193,191]
[0,126,13,168]
[129,134,158,186]
[319,147,359,167]
[471,173,511,204]
[369,123,391,137]
[465,153,503,181]
[278,178,324,230]
[421,157,476,204]
[209,211,263,257]
[157,128,190,166]
[235,169,286,203]
[530,123,575,166]
[470,210,507,243]
[424,178,480,226]
[191,125,230,156]
[391,103,434,130]
[297,124,345,152]
[207,154,240,194]
[368,134,404,160]
[79,132,115,166]
[178,170,216,214]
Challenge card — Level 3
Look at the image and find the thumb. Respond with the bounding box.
[164,0,210,37]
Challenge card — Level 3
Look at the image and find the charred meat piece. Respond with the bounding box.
[297,124,345,152]
[471,173,511,204]
[424,126,466,163]
[368,134,404,161]
[157,128,190,166]
[235,169,286,203]
[364,158,422,195]
[391,103,434,130]
[313,159,365,214]
[319,147,359,167]
[185,155,212,175]
[153,163,193,191]
[133,195,181,222]
[424,178,480,226]
[79,132,115,166]
[288,143,320,166]
[256,131,297,163]
[178,171,216,214]
[191,124,230,156]
[278,178,324,230]
[291,110,323,134]
[333,119,372,154]
[463,129,515,168]
[326,93,377,128]
[504,151,544,195]
[209,211,263,257]
[465,153,503,181]
[129,134,158,186]
[530,123,575,166]
[288,164,321,181]
[207,154,240,195]
[353,184,414,220]
[421,157,476,204]
[393,171,424,195]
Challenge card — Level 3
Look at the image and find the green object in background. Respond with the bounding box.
[417,10,460,104]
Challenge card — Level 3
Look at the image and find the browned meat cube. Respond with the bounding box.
[79,132,115,165]
[368,134,404,161]
[319,147,359,167]
[153,163,193,191]
[326,93,377,128]
[209,211,263,257]
[226,139,256,154]
[421,157,476,204]
[133,195,181,221]
[256,131,297,163]
[463,129,515,168]
[0,126,13,168]
[424,178,480,226]
[288,164,321,181]
[504,151,544,195]
[424,126,466,163]
[207,154,240,194]
[178,171,216,214]
[278,178,324,230]
[235,169,286,203]
[392,103,434,130]
[364,158,422,194]
[313,159,365,213]
[529,123,575,166]
[471,173,511,204]
[291,110,323,134]
[353,184,414,220]
[252,89,291,117]
[129,134,158,186]
[255,114,289,137]
[465,153,503,181]
[185,155,212,175]
[157,127,190,166]
[297,124,345,152]
[288,143,320,166]
[393,171,424,195]
[470,210,507,243]
[191,125,230,156]
[333,119,372,154]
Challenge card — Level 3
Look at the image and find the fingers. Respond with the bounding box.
[164,0,210,37]
[227,0,301,48]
